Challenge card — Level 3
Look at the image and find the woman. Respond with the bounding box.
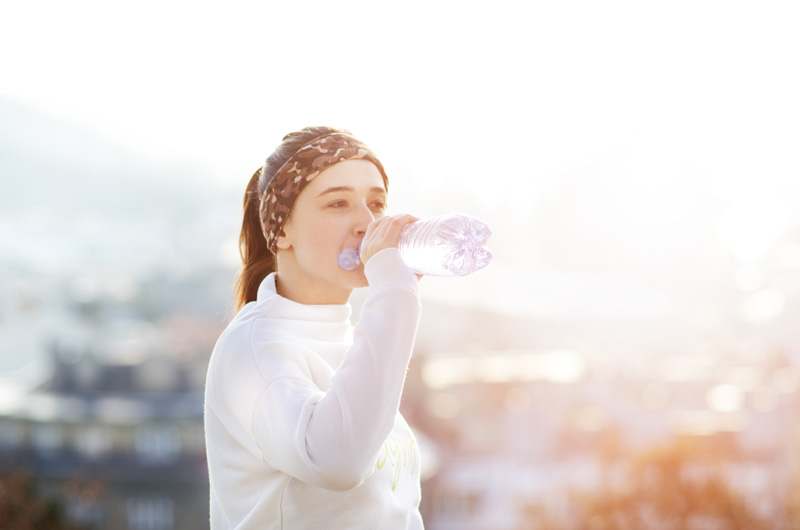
[203,126,427,529]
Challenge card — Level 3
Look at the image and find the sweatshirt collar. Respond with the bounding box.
[256,272,352,323]
[252,272,353,369]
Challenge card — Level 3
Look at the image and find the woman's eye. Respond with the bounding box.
[328,201,386,210]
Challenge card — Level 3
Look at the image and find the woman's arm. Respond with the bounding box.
[250,247,422,491]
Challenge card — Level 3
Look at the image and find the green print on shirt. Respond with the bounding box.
[375,433,418,492]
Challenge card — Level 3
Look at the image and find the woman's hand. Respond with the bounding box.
[361,214,424,282]
[360,214,420,265]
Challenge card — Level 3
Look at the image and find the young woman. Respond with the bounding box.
[203,126,427,529]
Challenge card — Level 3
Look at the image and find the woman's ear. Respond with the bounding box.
[276,218,294,250]
[276,232,292,251]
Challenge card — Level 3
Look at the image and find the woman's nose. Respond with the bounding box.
[359,201,379,219]
[355,202,378,233]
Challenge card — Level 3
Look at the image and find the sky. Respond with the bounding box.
[2,0,800,318]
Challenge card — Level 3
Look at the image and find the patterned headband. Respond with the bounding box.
[258,131,390,255]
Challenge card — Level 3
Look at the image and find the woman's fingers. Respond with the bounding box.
[360,214,419,265]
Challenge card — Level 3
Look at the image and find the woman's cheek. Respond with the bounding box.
[308,221,338,254]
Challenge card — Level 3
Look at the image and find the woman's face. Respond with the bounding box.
[275,159,388,297]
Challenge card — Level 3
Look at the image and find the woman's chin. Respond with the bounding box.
[349,266,369,286]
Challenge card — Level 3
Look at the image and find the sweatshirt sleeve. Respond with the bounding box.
[250,247,422,491]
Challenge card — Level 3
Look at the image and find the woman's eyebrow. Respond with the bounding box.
[316,186,387,197]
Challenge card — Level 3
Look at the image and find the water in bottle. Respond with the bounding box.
[337,212,492,277]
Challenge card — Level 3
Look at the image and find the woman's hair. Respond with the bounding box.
[232,126,345,313]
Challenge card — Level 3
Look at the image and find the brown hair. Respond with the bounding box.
[232,126,346,313]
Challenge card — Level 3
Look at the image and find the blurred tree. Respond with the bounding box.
[0,469,87,530]
[519,435,772,530]
[785,441,800,526]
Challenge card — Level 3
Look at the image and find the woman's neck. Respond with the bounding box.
[274,271,351,306]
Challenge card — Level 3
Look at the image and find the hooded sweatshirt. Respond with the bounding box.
[203,247,425,530]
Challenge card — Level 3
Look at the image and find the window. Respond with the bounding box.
[75,425,113,458]
[126,497,174,530]
[31,423,62,454]
[134,426,180,462]
[0,419,24,449]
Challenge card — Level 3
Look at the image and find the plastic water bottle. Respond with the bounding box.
[337,212,493,276]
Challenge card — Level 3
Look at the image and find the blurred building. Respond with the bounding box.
[0,340,207,530]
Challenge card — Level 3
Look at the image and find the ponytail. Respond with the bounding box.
[232,167,275,313]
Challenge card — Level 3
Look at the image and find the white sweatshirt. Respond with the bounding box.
[203,247,425,530]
